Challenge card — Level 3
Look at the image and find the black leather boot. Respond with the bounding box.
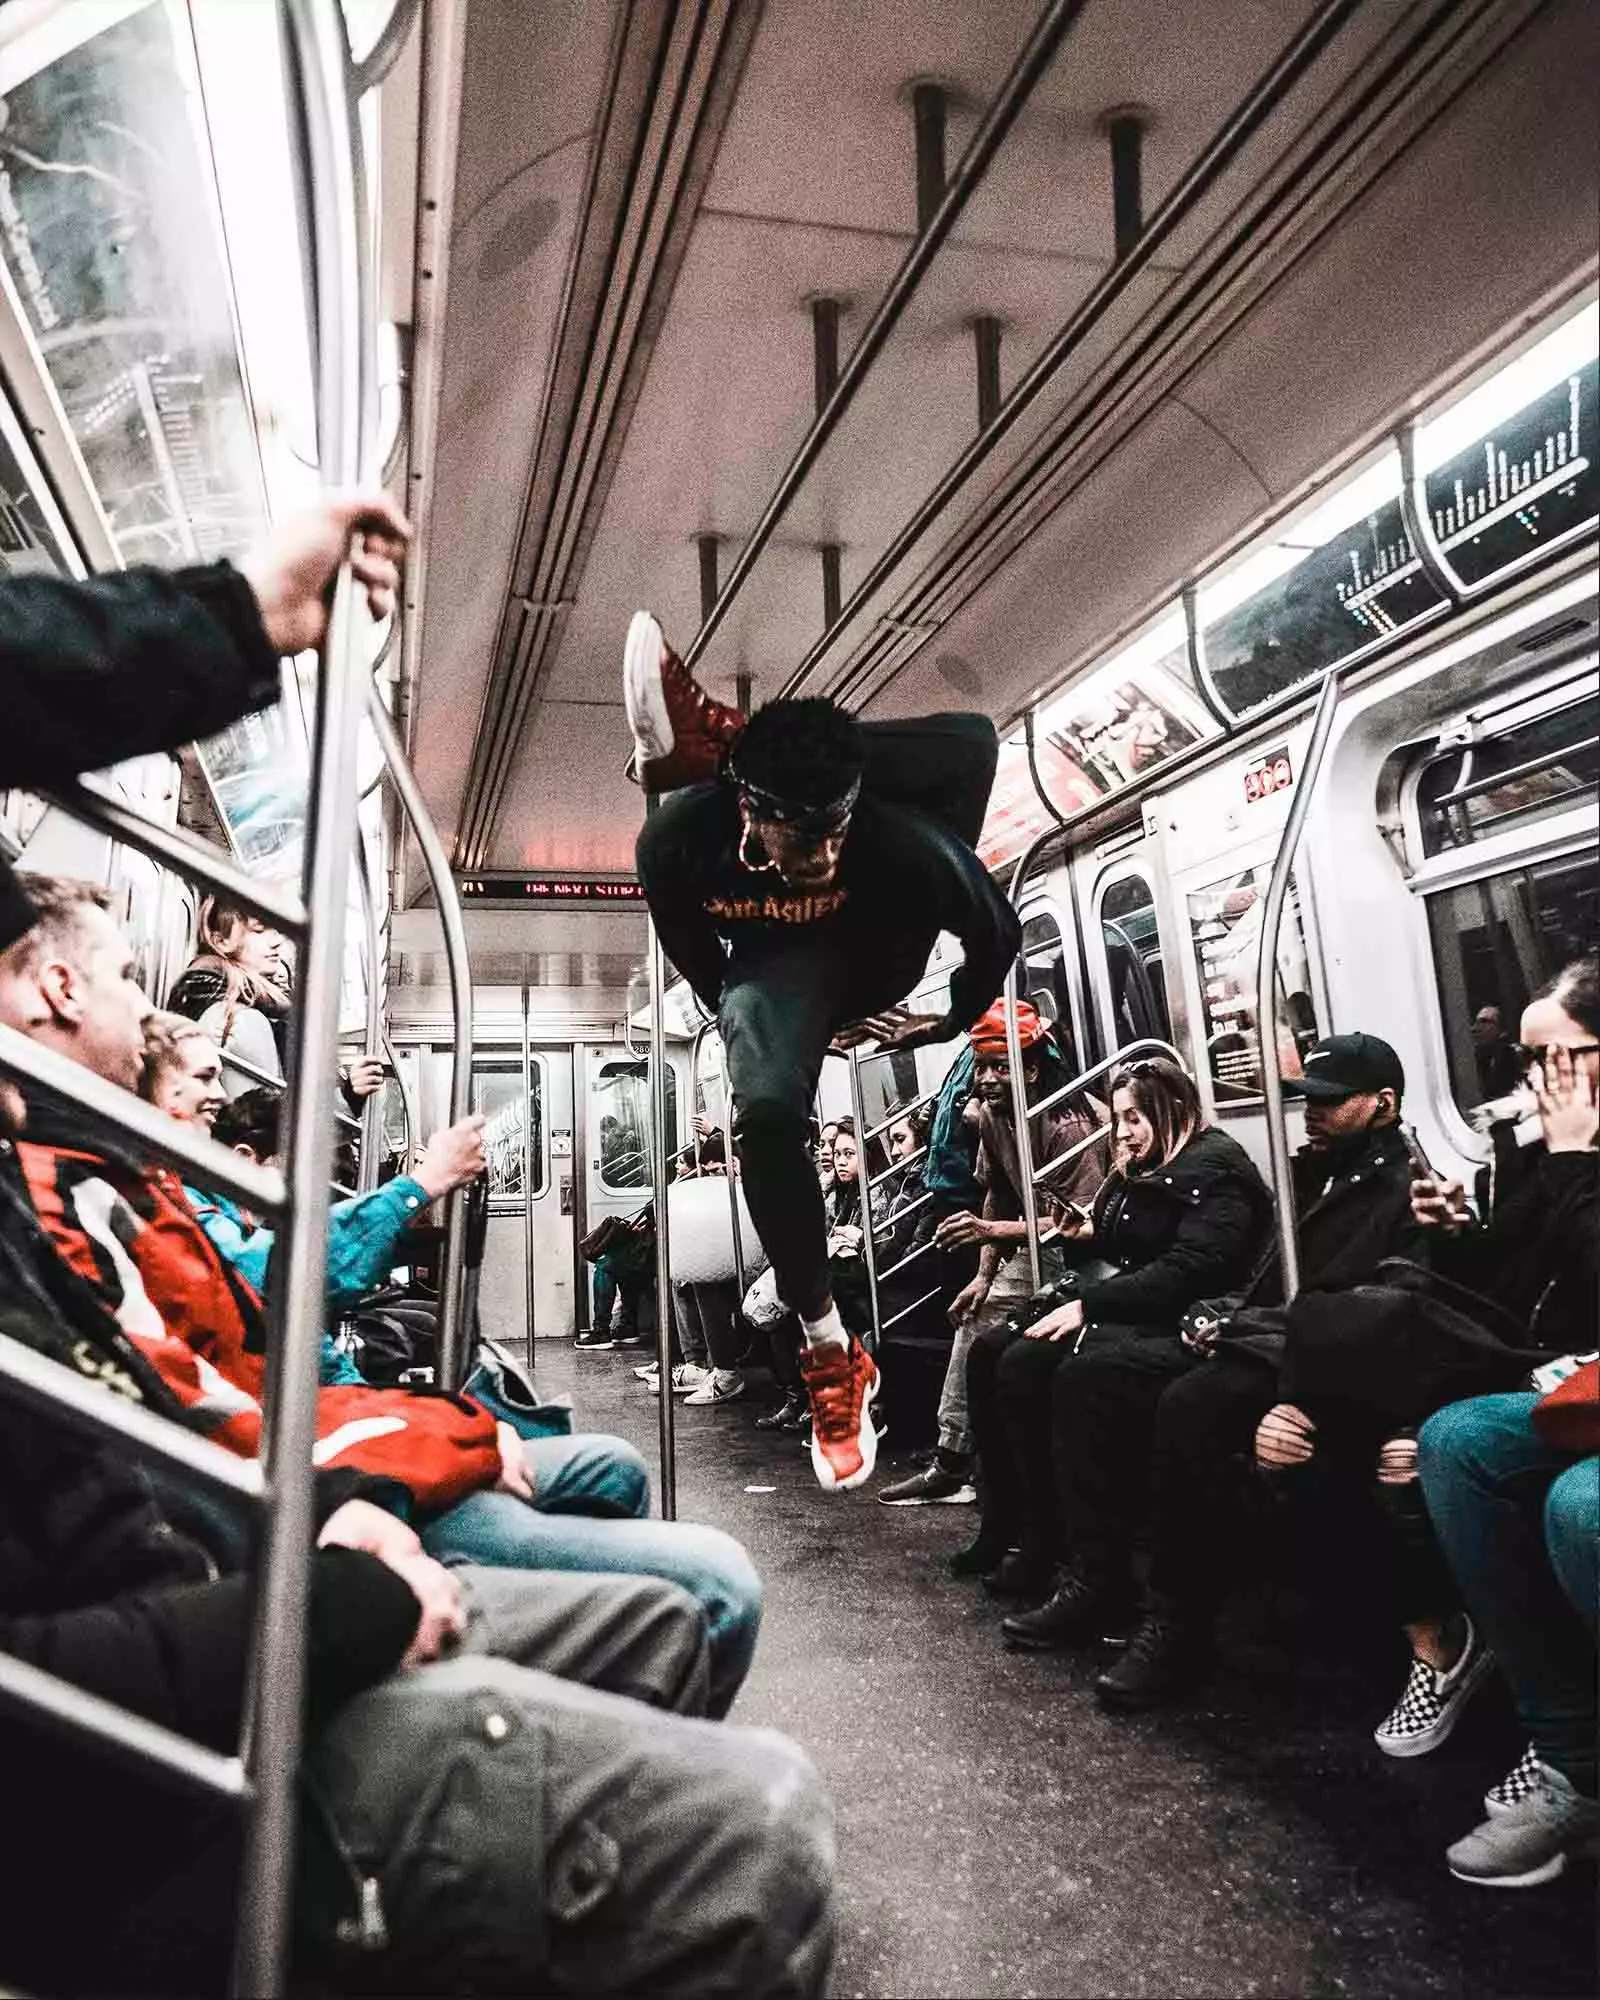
[754,1391,805,1432]
[1095,1605,1212,1709]
[1001,1565,1134,1651]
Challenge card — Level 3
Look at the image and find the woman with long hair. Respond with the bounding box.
[166,893,292,1090]
[961,1055,1272,1612]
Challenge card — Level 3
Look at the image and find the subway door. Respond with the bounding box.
[1076,839,1184,1067]
[470,1049,575,1346]
[575,1045,682,1333]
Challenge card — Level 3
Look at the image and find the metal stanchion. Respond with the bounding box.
[1002,957,1045,1294]
[846,1047,884,1352]
[646,922,677,1520]
[521,974,535,1369]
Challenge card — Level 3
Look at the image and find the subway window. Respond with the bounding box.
[1098,872,1172,1048]
[1018,909,1081,1070]
[1189,867,1321,1102]
[470,1057,546,1202]
[1425,852,1598,1111]
[596,1059,678,1191]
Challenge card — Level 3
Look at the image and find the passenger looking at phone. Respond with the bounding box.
[876,1001,1108,1508]
[971,1057,1271,1622]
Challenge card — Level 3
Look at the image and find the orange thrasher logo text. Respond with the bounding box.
[704,889,849,924]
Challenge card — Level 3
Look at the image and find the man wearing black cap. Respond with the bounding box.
[626,611,1020,1492]
[1027,1030,1431,1704]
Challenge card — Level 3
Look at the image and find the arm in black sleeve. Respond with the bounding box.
[1078,1181,1266,1327]
[0,562,280,786]
[635,798,728,1014]
[0,1547,420,1751]
[933,834,1022,1033]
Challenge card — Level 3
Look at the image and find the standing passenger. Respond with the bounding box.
[625,612,1019,1491]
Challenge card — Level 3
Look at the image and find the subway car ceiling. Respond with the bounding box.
[405,0,1599,893]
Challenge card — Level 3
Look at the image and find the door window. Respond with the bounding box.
[595,1060,678,1191]
[1019,909,1082,1072]
[1188,866,1320,1102]
[470,1058,546,1203]
[1098,873,1172,1048]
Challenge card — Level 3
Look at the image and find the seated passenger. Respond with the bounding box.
[1420,1377,1598,1888]
[880,1002,1108,1510]
[167,895,385,1113]
[0,493,831,1996]
[977,1057,1270,1618]
[1085,1034,1474,1713]
[2,874,763,1718]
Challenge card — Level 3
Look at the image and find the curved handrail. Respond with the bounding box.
[351,0,422,95]
[1255,669,1346,1303]
[355,831,384,1192]
[366,685,473,1386]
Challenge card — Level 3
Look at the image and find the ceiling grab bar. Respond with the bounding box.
[1254,668,1345,1307]
[366,686,473,1387]
[646,919,678,1520]
[233,4,377,1989]
[683,0,1089,674]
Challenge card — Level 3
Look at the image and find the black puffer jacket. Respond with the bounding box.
[1073,1125,1274,1330]
[1446,1132,1598,1348]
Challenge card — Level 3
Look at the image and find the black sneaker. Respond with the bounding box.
[878,1458,977,1506]
[574,1328,616,1350]
[755,1392,806,1432]
[611,1331,652,1350]
[981,1552,1054,1604]
[1002,1569,1132,1652]
[1095,1608,1211,1710]
[777,1399,812,1435]
[949,1530,1012,1579]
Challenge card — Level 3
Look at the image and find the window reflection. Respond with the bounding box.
[471,1059,546,1204]
[596,1060,677,1192]
[0,3,266,565]
[1188,867,1319,1101]
[1099,873,1171,1049]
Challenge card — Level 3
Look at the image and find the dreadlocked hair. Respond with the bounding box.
[728,697,865,809]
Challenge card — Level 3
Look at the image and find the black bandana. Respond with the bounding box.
[729,770,861,836]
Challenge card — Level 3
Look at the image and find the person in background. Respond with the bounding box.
[1470,1002,1523,1102]
[993,1057,1271,1637]
[882,1002,1107,1514]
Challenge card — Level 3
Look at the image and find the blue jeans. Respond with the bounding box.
[1419,1392,1598,1791]
[424,1431,763,1719]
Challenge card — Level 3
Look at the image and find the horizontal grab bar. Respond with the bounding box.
[0,1333,265,1502]
[0,1024,286,1216]
[41,779,308,937]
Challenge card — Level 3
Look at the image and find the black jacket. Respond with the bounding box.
[1442,1133,1598,1348]
[1246,1126,1430,1306]
[0,559,280,949]
[1073,1126,1273,1331]
[636,713,1020,1028]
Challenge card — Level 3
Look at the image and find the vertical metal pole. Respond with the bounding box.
[810,295,841,416]
[718,1030,748,1310]
[521,972,535,1370]
[846,1047,884,1351]
[355,837,382,1192]
[1255,668,1345,1304]
[1103,105,1148,258]
[689,1021,710,1170]
[912,79,948,232]
[973,314,1003,430]
[1002,957,1045,1293]
[236,8,366,1988]
[696,533,720,620]
[647,919,678,1519]
[821,541,843,631]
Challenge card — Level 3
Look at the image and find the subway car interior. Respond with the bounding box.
[0,0,1595,1993]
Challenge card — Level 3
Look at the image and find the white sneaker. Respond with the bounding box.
[1485,1743,1541,1818]
[1448,1762,1600,1887]
[1373,1620,1495,1758]
[682,1370,746,1406]
[647,1363,712,1397]
[633,1362,660,1382]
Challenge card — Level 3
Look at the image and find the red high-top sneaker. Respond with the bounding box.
[798,1335,880,1492]
[623,611,744,792]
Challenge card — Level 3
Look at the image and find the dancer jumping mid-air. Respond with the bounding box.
[626,612,1020,1492]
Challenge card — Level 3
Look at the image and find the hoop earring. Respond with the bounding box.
[738,818,778,873]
